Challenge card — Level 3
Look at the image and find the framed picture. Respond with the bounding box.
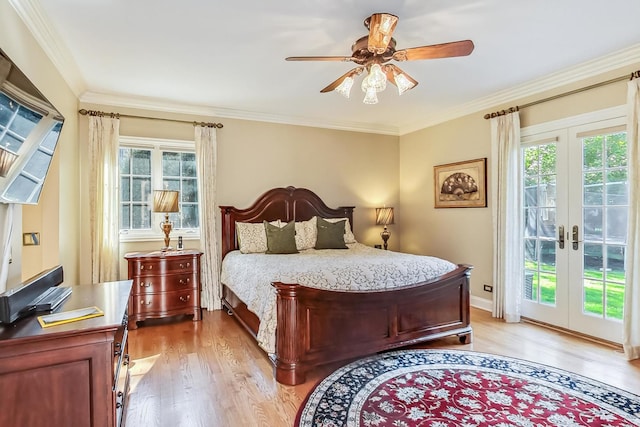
[434,158,487,208]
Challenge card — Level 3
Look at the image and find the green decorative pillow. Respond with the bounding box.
[264,220,298,254]
[315,217,348,249]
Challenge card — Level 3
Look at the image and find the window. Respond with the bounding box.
[119,136,199,241]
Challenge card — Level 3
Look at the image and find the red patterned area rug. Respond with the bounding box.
[295,349,640,427]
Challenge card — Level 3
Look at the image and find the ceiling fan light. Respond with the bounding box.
[362,87,378,104]
[366,64,387,92]
[394,72,417,95]
[335,76,354,98]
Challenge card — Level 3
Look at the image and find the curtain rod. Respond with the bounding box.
[78,108,223,128]
[483,71,638,120]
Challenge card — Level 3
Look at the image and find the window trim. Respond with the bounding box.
[119,136,200,243]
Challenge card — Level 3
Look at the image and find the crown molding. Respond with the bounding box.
[398,43,640,135]
[9,0,86,96]
[79,91,401,136]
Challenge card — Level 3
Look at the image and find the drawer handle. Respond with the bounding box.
[124,354,130,365]
[179,278,190,285]
[116,402,122,409]
[179,295,190,302]
[140,281,151,288]
[117,391,123,398]
[179,262,191,269]
[140,300,152,305]
[140,264,153,270]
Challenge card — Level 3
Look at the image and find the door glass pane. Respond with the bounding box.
[581,131,628,321]
[583,207,603,241]
[522,143,557,307]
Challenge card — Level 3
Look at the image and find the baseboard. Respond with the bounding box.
[470,295,492,312]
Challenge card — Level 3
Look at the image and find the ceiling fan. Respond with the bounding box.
[285,13,474,104]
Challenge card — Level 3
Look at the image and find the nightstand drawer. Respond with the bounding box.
[132,273,197,295]
[129,256,198,276]
[133,289,199,313]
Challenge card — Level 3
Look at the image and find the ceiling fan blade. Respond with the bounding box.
[367,13,398,54]
[320,67,363,93]
[286,56,354,62]
[393,39,474,61]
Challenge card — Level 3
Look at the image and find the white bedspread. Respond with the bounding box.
[220,243,457,354]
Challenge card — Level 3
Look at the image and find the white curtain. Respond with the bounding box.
[194,125,221,310]
[491,112,523,322]
[0,203,13,293]
[88,115,120,283]
[624,79,640,360]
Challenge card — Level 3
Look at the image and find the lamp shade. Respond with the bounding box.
[0,146,18,178]
[153,190,179,213]
[375,207,395,225]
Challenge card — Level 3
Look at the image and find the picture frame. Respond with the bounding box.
[434,158,487,208]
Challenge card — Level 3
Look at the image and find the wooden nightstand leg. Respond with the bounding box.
[193,308,202,321]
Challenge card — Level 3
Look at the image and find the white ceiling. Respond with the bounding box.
[10,0,640,135]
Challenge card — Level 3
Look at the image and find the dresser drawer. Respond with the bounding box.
[131,273,197,295]
[133,289,199,314]
[129,257,198,277]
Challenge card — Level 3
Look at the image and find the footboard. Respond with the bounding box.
[273,264,473,385]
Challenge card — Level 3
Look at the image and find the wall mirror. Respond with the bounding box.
[0,48,64,204]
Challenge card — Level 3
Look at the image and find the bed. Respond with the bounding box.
[219,186,472,385]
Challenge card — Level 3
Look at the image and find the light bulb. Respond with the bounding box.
[394,72,416,95]
[362,87,378,104]
[335,76,354,98]
[367,64,387,92]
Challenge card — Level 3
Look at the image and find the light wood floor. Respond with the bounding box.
[125,308,640,427]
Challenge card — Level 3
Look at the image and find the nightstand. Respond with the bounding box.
[124,249,202,329]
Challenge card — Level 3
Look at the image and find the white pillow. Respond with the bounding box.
[295,216,317,250]
[236,220,280,253]
[323,217,356,244]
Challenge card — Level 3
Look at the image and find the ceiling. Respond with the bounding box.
[10,0,640,135]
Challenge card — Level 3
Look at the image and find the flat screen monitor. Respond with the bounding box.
[0,48,64,204]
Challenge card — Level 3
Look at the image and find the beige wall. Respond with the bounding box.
[1,1,79,287]
[398,63,640,303]
[77,104,400,282]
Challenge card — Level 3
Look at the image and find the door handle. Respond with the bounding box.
[558,225,565,249]
[572,225,580,250]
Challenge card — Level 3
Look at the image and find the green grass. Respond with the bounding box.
[524,262,625,320]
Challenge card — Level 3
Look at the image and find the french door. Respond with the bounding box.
[520,109,627,343]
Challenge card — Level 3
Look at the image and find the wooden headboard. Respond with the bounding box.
[219,186,355,258]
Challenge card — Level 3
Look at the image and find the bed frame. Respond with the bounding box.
[219,186,472,385]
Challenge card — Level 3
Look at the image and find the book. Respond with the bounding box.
[37,306,104,328]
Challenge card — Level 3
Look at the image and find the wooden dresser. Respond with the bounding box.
[0,280,132,427]
[124,249,202,329]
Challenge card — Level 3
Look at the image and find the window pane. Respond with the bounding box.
[583,136,603,169]
[583,207,603,241]
[132,150,151,175]
[181,152,196,176]
[132,204,151,229]
[606,133,627,168]
[162,152,180,176]
[9,106,42,139]
[606,206,627,243]
[22,149,51,180]
[182,179,198,203]
[119,148,131,174]
[0,93,17,124]
[181,204,199,228]
[583,172,602,205]
[163,179,180,192]
[121,205,130,229]
[41,122,62,152]
[132,177,151,202]
[4,174,36,201]
[606,170,627,206]
[120,177,131,202]
[0,133,23,153]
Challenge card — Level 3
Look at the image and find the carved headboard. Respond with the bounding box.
[219,186,355,258]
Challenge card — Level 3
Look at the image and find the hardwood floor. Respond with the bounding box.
[125,308,640,427]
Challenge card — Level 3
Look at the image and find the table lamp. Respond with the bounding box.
[375,207,395,250]
[153,190,179,251]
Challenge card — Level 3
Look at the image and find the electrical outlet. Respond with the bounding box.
[483,284,493,293]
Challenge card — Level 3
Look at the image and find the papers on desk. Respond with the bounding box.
[37,306,104,328]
